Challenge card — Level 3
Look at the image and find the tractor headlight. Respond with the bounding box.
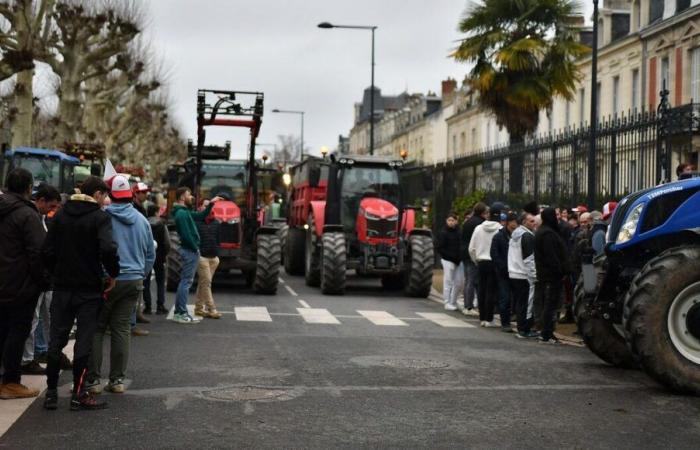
[616,203,644,244]
[227,218,240,224]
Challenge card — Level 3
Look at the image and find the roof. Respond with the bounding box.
[9,147,80,164]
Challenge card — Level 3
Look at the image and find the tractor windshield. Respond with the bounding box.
[340,165,400,232]
[201,162,247,205]
[14,154,62,188]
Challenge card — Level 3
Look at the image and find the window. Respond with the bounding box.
[548,107,553,132]
[632,68,640,111]
[579,88,585,124]
[471,128,476,152]
[613,76,620,116]
[692,48,700,102]
[661,56,670,91]
[452,134,457,157]
[486,122,492,148]
[565,101,571,127]
[460,132,466,154]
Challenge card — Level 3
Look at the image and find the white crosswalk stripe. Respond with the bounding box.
[297,307,341,324]
[357,310,408,326]
[235,306,273,322]
[416,312,475,328]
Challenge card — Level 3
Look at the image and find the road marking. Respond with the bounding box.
[298,299,310,308]
[416,312,475,328]
[285,285,298,297]
[357,310,408,326]
[234,306,273,322]
[297,308,341,324]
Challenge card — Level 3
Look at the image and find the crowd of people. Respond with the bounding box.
[0,168,225,411]
[437,198,618,343]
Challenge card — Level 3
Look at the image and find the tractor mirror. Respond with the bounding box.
[90,163,101,176]
[422,170,433,191]
[309,165,321,188]
[166,167,179,186]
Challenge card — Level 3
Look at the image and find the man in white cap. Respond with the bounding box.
[86,174,154,395]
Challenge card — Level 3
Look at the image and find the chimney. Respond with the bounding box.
[441,78,457,106]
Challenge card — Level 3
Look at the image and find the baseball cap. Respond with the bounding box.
[572,204,588,213]
[107,175,133,200]
[602,201,618,220]
[132,182,150,193]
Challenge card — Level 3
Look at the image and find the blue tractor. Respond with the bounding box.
[0,146,80,194]
[576,178,700,394]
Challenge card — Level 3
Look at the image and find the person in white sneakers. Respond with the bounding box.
[436,212,462,311]
[469,203,503,327]
[508,212,539,338]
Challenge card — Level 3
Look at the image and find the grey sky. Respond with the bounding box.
[147,0,595,160]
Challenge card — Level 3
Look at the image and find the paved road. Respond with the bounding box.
[1,271,699,449]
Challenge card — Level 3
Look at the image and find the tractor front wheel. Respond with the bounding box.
[404,234,434,298]
[321,232,346,295]
[254,233,281,295]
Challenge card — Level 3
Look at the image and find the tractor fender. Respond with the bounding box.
[401,209,416,234]
[310,200,326,236]
[323,224,344,233]
[256,225,279,236]
[408,228,432,238]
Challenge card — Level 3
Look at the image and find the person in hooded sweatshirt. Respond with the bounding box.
[0,169,47,400]
[469,203,504,327]
[534,207,572,344]
[437,212,462,311]
[491,212,518,332]
[86,175,155,396]
[460,202,488,312]
[41,176,120,411]
[508,212,539,339]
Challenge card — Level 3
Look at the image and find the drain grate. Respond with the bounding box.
[380,358,450,369]
[202,386,292,402]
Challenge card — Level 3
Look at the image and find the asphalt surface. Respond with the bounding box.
[2,271,700,449]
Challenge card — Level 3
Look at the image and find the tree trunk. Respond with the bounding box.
[11,68,34,148]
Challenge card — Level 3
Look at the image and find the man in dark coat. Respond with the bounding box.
[460,202,487,311]
[534,207,573,344]
[490,212,518,332]
[0,169,47,399]
[144,204,171,315]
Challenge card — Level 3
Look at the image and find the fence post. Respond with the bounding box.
[472,164,477,193]
[656,82,670,183]
[534,149,539,202]
[550,143,557,203]
[500,158,505,194]
[610,133,617,198]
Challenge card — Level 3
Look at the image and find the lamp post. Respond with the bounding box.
[272,109,304,162]
[318,21,377,156]
[588,0,599,210]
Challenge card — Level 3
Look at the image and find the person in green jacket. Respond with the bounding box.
[171,187,222,324]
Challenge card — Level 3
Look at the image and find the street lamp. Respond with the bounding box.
[272,108,305,161]
[588,0,599,210]
[320,146,329,159]
[318,21,377,156]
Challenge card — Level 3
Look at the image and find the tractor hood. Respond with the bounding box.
[359,197,398,219]
[210,200,240,223]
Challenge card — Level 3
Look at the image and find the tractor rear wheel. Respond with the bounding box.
[285,227,306,276]
[166,244,182,293]
[404,234,433,298]
[305,215,321,287]
[278,225,288,265]
[624,246,700,394]
[574,277,637,369]
[254,233,281,295]
[321,232,346,295]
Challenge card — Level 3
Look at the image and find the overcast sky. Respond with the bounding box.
[146,0,595,160]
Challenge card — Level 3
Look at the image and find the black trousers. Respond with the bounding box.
[0,298,38,384]
[510,278,531,333]
[143,263,166,310]
[538,281,563,341]
[46,291,101,392]
[476,260,497,322]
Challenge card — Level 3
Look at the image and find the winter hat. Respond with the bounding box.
[541,207,558,229]
[107,175,133,200]
[602,201,618,220]
[523,201,539,215]
[489,201,505,221]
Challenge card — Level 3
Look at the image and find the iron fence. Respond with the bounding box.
[405,97,700,232]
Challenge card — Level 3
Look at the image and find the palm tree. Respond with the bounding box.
[453,0,590,143]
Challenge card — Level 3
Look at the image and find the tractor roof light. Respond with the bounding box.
[282,172,292,187]
[400,149,408,160]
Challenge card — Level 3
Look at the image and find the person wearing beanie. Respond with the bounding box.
[469,203,503,327]
[534,207,572,344]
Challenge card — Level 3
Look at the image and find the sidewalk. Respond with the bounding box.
[431,268,582,345]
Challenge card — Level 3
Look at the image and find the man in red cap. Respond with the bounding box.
[132,182,150,218]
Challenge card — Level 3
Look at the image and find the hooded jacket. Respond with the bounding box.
[42,194,120,293]
[490,226,511,278]
[0,192,46,304]
[106,202,156,281]
[508,225,536,282]
[534,208,572,283]
[437,225,461,264]
[172,202,214,252]
[469,220,502,263]
[460,215,484,262]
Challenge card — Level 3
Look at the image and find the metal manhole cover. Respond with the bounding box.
[380,358,450,369]
[202,386,292,402]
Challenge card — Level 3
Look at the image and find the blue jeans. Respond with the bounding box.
[175,248,199,315]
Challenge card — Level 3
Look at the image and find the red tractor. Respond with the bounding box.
[285,155,434,296]
[166,90,281,294]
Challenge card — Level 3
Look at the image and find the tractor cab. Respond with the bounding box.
[1,147,80,194]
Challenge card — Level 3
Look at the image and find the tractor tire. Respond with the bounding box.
[278,225,289,266]
[304,215,321,287]
[284,227,306,276]
[574,277,637,369]
[320,232,346,295]
[404,234,434,298]
[623,246,700,394]
[381,274,403,290]
[166,245,182,293]
[254,233,281,295]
